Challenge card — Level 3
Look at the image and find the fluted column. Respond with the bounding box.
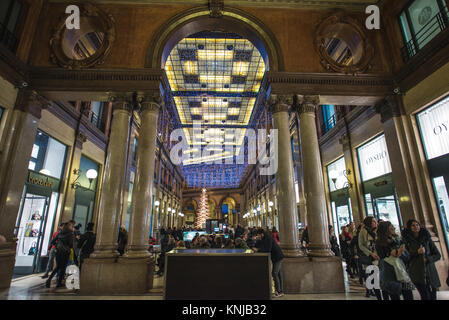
[268,95,301,256]
[91,95,132,259]
[297,95,333,257]
[125,94,161,258]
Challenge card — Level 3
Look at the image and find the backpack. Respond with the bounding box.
[56,238,70,255]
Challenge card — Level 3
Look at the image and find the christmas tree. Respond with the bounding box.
[196,188,209,229]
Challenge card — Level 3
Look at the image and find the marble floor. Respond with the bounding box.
[2,271,449,300]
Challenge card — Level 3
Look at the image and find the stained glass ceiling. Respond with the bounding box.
[165,31,266,188]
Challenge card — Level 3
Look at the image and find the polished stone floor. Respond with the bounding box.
[2,270,449,300]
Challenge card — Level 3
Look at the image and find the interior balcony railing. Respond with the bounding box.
[0,22,19,53]
[321,114,337,135]
[401,6,449,62]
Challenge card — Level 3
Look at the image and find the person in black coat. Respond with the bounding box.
[329,226,341,257]
[46,222,74,288]
[254,228,284,297]
[402,219,441,300]
[77,222,96,272]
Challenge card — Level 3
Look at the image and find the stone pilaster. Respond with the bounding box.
[338,133,364,226]
[375,96,436,233]
[0,89,47,289]
[296,95,333,257]
[268,94,301,257]
[125,93,161,258]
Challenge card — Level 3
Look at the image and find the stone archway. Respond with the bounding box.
[146,6,284,71]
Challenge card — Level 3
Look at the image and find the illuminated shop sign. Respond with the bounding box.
[357,134,392,181]
[417,95,449,160]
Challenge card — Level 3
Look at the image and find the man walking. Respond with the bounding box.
[41,223,64,279]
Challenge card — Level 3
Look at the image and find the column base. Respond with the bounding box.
[0,242,16,290]
[281,247,306,258]
[282,256,345,294]
[80,255,155,295]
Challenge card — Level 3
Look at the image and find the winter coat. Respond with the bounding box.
[256,232,284,263]
[376,236,407,295]
[401,228,441,288]
[53,229,74,258]
[78,231,96,256]
[330,235,340,257]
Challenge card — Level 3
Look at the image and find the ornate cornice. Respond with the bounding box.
[268,94,293,114]
[75,131,88,148]
[267,71,394,96]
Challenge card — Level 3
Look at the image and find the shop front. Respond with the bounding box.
[327,157,353,241]
[13,130,67,277]
[416,95,449,249]
[357,134,402,231]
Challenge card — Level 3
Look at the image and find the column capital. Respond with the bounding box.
[75,131,87,149]
[14,89,50,119]
[138,92,163,113]
[296,95,320,114]
[268,94,293,114]
[108,93,134,113]
[338,133,350,149]
[375,95,402,123]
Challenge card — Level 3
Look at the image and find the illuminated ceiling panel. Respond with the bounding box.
[165,32,266,188]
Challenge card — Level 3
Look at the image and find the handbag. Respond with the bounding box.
[28,241,37,256]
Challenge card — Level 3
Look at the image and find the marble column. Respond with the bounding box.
[125,94,160,258]
[297,95,333,257]
[91,95,132,259]
[0,89,46,289]
[268,94,301,256]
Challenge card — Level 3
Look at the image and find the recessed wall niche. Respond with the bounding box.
[50,3,115,69]
[314,12,374,74]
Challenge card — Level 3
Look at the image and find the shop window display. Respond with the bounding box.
[357,135,401,231]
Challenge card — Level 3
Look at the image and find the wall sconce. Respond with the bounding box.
[329,169,353,190]
[268,201,274,207]
[72,169,98,190]
[154,200,160,207]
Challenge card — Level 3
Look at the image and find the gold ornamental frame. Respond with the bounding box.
[49,3,116,69]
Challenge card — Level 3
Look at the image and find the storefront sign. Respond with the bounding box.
[417,95,449,160]
[27,171,60,192]
[357,135,392,181]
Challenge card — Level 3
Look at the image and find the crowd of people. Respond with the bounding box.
[39,218,449,299]
[300,217,445,300]
[155,225,285,297]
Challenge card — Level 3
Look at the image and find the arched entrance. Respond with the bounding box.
[146,6,283,71]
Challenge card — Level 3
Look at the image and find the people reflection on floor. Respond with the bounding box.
[402,219,441,300]
[46,222,74,288]
[117,226,128,256]
[77,222,96,273]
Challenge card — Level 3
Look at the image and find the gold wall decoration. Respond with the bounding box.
[314,11,374,74]
[49,3,116,69]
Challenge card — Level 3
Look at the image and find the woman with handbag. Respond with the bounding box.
[358,216,382,299]
[402,219,441,300]
[375,221,414,300]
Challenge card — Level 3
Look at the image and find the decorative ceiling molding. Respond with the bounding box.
[48,0,378,10]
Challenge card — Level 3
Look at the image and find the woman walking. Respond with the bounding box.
[46,222,74,288]
[402,219,441,300]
